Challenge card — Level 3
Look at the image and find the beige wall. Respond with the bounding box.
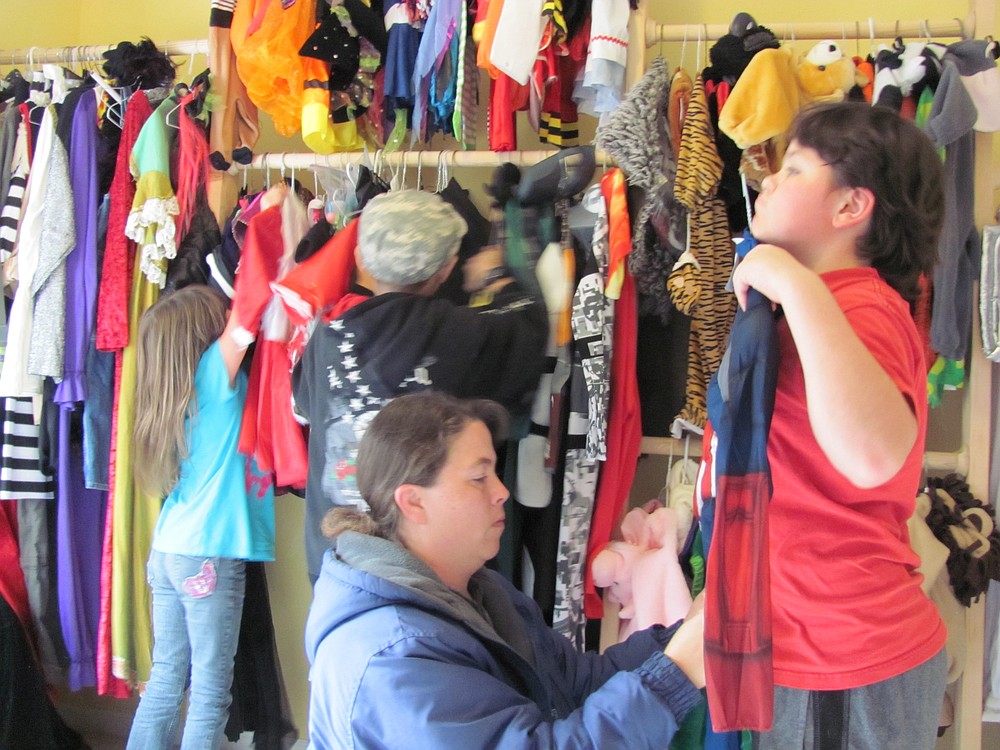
[0,0,993,745]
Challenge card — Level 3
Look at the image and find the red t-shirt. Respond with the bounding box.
[768,267,946,690]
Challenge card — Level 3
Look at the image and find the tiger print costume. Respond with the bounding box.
[668,73,737,434]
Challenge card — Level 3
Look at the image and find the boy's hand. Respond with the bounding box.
[731,243,808,311]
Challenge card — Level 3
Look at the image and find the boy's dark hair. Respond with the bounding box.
[789,102,944,302]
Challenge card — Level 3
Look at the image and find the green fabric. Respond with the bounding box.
[110,267,161,685]
[689,528,706,596]
[670,694,707,750]
[927,355,965,408]
[452,1,468,146]
[384,108,408,153]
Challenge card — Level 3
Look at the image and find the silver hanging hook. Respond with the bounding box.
[435,150,446,193]
[680,26,688,70]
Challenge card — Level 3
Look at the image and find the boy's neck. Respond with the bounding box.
[798,237,864,276]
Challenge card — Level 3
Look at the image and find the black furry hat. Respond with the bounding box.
[708,13,779,79]
[102,38,176,91]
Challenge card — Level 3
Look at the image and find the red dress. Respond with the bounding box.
[233,203,309,489]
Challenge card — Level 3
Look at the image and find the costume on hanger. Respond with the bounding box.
[583,168,641,619]
[0,103,54,402]
[29,73,81,381]
[926,40,997,362]
[55,88,100,404]
[232,191,309,490]
[208,0,260,174]
[573,0,627,119]
[668,73,736,436]
[96,91,153,353]
[702,284,777,732]
[125,96,179,288]
[231,0,316,137]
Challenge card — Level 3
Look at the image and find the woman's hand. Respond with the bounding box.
[664,593,706,688]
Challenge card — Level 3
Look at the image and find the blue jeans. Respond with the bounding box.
[127,551,246,750]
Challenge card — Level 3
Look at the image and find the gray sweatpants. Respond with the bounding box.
[753,649,947,750]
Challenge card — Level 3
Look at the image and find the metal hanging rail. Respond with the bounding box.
[243,148,611,171]
[0,39,208,67]
[645,16,973,47]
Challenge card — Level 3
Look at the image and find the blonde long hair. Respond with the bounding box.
[133,285,228,497]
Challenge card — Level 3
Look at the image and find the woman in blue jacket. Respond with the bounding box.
[304,391,705,749]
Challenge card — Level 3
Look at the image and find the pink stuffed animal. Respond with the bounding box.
[591,502,694,641]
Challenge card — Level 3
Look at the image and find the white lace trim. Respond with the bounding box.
[125,195,180,288]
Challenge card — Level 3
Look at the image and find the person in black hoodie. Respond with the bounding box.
[292,189,547,582]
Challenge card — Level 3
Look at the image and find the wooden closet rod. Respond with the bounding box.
[645,16,974,47]
[0,39,208,67]
[640,437,971,475]
[245,149,611,171]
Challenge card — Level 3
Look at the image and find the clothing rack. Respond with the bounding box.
[0,39,208,67]
[627,3,996,748]
[625,13,977,89]
[643,17,972,47]
[244,148,609,171]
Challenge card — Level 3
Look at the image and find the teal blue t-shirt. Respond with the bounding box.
[152,341,275,561]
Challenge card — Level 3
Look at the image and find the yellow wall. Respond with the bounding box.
[0,1,81,51]
[0,0,994,744]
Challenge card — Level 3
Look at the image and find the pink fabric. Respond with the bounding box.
[591,503,693,641]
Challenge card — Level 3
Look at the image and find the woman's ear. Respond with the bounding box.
[394,484,428,525]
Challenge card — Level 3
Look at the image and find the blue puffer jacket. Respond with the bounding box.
[304,533,702,749]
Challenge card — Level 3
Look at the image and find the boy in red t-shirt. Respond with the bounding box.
[732,102,948,749]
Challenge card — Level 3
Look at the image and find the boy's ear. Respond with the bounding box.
[394,484,429,525]
[835,185,875,229]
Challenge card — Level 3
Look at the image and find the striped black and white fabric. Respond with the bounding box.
[0,172,25,263]
[0,396,54,500]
